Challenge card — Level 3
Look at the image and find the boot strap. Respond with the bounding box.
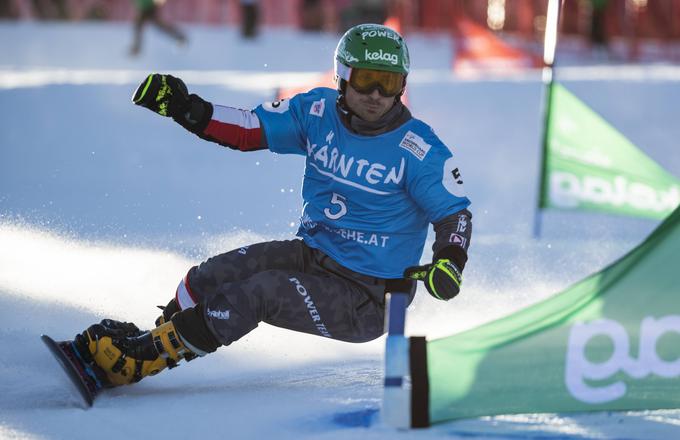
[153,325,190,362]
[153,334,168,359]
[111,354,126,374]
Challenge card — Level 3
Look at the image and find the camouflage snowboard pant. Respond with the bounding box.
[178,239,414,346]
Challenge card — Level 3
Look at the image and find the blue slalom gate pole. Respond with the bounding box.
[386,292,407,335]
[382,292,410,429]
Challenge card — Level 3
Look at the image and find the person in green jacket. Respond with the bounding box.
[130,0,186,56]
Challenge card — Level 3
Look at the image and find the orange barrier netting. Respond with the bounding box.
[451,16,542,76]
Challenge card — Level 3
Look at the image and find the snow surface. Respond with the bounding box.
[2,21,680,439]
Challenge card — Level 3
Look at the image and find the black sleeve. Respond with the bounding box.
[432,209,472,270]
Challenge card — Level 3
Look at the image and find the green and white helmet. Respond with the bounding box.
[334,23,410,89]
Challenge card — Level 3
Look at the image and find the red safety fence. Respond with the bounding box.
[4,0,680,62]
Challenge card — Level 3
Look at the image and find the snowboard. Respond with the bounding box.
[41,334,102,407]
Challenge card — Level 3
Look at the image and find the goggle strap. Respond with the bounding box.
[336,62,352,82]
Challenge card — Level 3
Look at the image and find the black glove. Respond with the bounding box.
[132,73,190,118]
[404,259,462,301]
[132,73,212,132]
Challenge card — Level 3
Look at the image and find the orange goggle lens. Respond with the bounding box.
[349,69,404,97]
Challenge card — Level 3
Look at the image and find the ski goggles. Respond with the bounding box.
[348,68,405,97]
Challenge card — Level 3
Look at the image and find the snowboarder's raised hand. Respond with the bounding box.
[132,73,213,133]
[132,73,190,118]
[404,259,462,301]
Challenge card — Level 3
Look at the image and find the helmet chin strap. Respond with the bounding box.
[336,79,354,118]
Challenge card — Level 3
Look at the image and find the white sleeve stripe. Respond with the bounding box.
[212,105,260,129]
[175,275,197,310]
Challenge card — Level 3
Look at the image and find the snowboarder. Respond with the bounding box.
[62,23,473,395]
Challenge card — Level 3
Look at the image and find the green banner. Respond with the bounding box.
[540,82,680,220]
[418,206,680,424]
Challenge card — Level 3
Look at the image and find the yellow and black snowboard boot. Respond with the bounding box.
[74,306,219,387]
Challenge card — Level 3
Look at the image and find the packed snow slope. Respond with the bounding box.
[2,22,680,439]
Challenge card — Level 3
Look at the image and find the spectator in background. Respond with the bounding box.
[339,0,386,31]
[589,0,610,60]
[240,0,259,39]
[300,0,324,31]
[130,0,186,56]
